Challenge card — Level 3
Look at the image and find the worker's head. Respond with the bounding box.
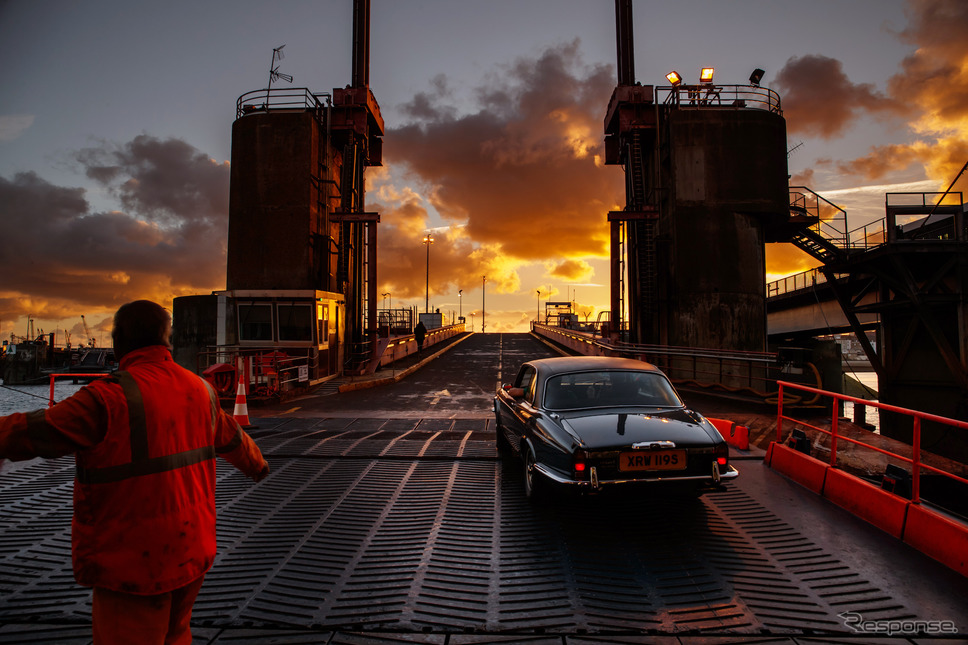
[112,300,172,359]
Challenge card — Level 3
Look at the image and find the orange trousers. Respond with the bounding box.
[91,575,205,645]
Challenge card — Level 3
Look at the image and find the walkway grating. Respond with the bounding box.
[0,418,959,643]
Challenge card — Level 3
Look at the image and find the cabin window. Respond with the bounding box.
[278,304,314,342]
[317,304,329,349]
[238,304,273,341]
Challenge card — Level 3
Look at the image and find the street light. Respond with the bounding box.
[381,292,390,309]
[458,289,463,322]
[423,234,434,313]
[536,289,541,324]
[482,275,487,333]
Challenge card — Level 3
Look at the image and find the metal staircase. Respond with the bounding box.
[787,186,850,265]
[790,227,846,264]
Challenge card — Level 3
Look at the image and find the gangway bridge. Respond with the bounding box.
[767,188,966,342]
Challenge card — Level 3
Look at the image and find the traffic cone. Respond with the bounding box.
[233,372,251,427]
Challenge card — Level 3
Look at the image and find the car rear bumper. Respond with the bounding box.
[534,463,739,490]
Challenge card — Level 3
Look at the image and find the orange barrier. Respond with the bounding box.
[822,467,909,539]
[766,442,828,495]
[707,417,750,451]
[904,504,968,576]
[769,382,968,577]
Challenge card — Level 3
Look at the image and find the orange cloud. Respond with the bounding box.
[548,258,593,282]
[786,1,968,192]
[387,41,623,264]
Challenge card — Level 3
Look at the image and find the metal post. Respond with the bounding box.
[482,276,487,333]
[423,234,433,313]
[776,383,784,442]
[830,399,839,466]
[912,417,921,504]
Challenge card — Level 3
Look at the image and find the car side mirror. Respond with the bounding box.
[506,387,525,398]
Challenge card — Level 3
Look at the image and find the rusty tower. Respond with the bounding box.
[605,0,790,353]
[225,0,384,374]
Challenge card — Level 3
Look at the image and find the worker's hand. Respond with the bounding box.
[253,461,269,482]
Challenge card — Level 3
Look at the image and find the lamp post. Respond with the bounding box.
[423,234,434,313]
[458,289,463,322]
[482,275,487,333]
[536,289,541,324]
[381,292,390,309]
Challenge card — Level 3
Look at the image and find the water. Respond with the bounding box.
[843,371,879,429]
[0,380,87,415]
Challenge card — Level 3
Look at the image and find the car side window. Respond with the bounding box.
[515,366,538,404]
[516,366,536,391]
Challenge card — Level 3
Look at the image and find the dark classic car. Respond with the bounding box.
[493,356,738,499]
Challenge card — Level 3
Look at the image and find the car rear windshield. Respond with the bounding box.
[544,370,682,410]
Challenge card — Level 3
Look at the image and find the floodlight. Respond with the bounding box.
[665,70,682,86]
[700,67,715,83]
[749,68,765,86]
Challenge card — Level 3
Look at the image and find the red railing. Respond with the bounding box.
[45,373,108,407]
[776,381,968,504]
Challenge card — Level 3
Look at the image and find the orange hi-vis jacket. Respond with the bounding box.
[0,345,267,595]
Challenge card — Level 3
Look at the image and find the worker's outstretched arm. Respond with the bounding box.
[214,409,269,481]
[0,389,105,462]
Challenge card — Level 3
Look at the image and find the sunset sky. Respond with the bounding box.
[1,0,966,343]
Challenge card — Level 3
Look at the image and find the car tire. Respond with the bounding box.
[523,448,546,501]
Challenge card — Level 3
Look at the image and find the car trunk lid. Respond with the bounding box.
[561,409,714,450]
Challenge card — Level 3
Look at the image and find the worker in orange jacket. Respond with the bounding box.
[0,300,269,644]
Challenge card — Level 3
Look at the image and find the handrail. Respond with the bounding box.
[767,267,828,298]
[788,186,849,249]
[236,87,331,119]
[776,380,968,505]
[656,84,782,114]
[531,324,820,400]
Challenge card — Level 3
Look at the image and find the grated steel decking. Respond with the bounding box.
[2,418,966,644]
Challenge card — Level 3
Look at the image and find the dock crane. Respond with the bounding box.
[80,315,95,348]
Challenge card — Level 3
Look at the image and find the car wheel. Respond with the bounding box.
[523,448,546,501]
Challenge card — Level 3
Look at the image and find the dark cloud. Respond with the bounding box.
[0,135,230,321]
[77,135,230,225]
[775,54,906,138]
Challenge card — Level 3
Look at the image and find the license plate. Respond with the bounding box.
[619,450,686,471]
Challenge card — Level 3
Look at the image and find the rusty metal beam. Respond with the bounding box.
[615,0,635,86]
[352,0,370,88]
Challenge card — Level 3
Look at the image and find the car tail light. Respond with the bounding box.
[715,443,729,471]
[573,451,588,478]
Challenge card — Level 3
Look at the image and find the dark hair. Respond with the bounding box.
[111,300,172,358]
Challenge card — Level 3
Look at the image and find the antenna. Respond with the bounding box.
[787,141,804,157]
[266,45,293,103]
